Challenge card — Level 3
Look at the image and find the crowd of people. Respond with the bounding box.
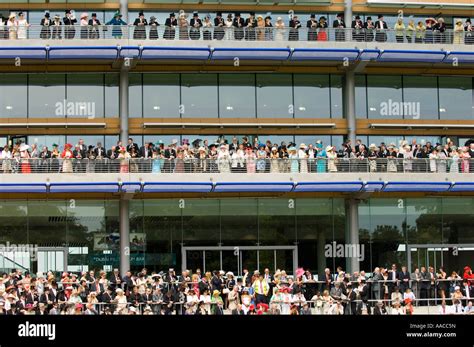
[1,264,473,315]
[0,137,473,174]
[0,10,473,44]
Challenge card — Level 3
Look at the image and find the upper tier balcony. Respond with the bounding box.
[1,26,473,67]
[0,158,473,194]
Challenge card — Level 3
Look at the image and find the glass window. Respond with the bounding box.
[28,200,67,247]
[442,198,474,244]
[220,199,258,246]
[67,135,104,149]
[28,135,66,151]
[438,77,473,120]
[406,198,442,244]
[143,74,180,118]
[66,74,104,118]
[129,73,143,118]
[402,76,438,120]
[182,200,220,246]
[105,74,119,118]
[219,74,256,118]
[0,74,27,118]
[143,135,180,148]
[256,74,293,118]
[330,75,343,118]
[355,75,367,119]
[367,75,403,119]
[258,199,296,245]
[28,74,66,118]
[181,74,218,118]
[105,135,119,150]
[293,74,330,118]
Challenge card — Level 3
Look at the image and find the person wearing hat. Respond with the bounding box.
[273,16,285,41]
[178,10,189,40]
[364,16,374,42]
[245,12,256,40]
[210,290,224,315]
[224,13,233,40]
[414,20,426,43]
[88,12,101,39]
[40,12,51,39]
[434,17,446,44]
[326,145,338,172]
[213,11,224,40]
[163,140,177,173]
[454,18,465,44]
[465,18,474,45]
[298,143,308,173]
[50,14,62,39]
[164,12,177,40]
[307,14,318,41]
[423,17,436,44]
[133,11,147,40]
[189,11,202,40]
[352,15,364,41]
[289,14,302,41]
[217,143,231,173]
[264,15,272,40]
[63,10,77,39]
[148,15,159,40]
[16,12,29,40]
[7,12,18,40]
[256,14,265,41]
[79,12,89,39]
[106,11,127,39]
[375,14,388,42]
[233,12,245,40]
[333,12,346,41]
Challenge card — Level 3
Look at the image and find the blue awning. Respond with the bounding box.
[214,182,294,192]
[449,182,474,192]
[294,182,364,192]
[49,182,119,193]
[291,48,360,61]
[383,182,452,192]
[119,46,141,58]
[363,182,385,192]
[212,48,291,60]
[48,46,119,59]
[142,47,211,60]
[444,51,474,64]
[0,183,47,193]
[378,50,446,63]
[121,182,143,193]
[0,47,46,59]
[143,182,213,193]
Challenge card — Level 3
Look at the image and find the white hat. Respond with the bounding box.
[326,145,333,152]
[455,286,461,290]
[369,143,377,149]
[299,143,306,149]
[226,271,234,277]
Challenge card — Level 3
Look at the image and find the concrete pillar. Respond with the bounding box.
[119,69,129,144]
[120,199,130,275]
[119,67,130,275]
[345,199,360,273]
[120,0,128,24]
[344,0,352,41]
[344,70,356,146]
[317,230,326,280]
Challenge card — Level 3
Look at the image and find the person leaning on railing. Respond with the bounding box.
[394,17,405,43]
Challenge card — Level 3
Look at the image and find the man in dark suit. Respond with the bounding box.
[351,15,364,41]
[163,140,177,173]
[127,138,139,154]
[93,142,106,172]
[233,12,245,40]
[245,12,257,40]
[375,14,388,42]
[399,266,411,293]
[289,15,302,41]
[333,12,345,41]
[63,10,77,39]
[88,12,101,39]
[140,142,153,172]
[214,12,225,40]
[109,268,122,292]
[388,264,400,296]
[307,14,318,41]
[419,267,430,306]
[462,280,474,306]
[164,13,177,40]
[190,12,202,40]
[72,144,86,173]
[133,11,147,40]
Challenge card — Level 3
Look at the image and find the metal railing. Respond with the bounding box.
[0,158,472,174]
[0,25,472,45]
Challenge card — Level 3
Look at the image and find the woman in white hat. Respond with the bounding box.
[454,19,464,44]
[298,143,308,173]
[326,145,338,172]
[16,12,29,39]
[270,146,280,173]
[368,143,378,172]
[217,143,231,173]
[80,12,89,39]
[7,12,18,40]
[288,146,299,173]
[274,16,285,41]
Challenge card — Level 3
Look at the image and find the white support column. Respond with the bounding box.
[120,0,128,24]
[119,69,129,144]
[344,0,353,41]
[345,70,356,145]
[120,199,130,275]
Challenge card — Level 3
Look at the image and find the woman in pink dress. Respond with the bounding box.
[461,146,470,173]
[245,147,256,173]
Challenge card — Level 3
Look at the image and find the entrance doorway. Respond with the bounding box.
[407,244,474,274]
[181,245,298,276]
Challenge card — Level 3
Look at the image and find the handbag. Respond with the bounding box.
[223,288,230,294]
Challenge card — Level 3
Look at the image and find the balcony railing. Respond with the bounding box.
[1,25,473,45]
[1,158,472,174]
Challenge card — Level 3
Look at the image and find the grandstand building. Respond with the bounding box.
[0,0,473,280]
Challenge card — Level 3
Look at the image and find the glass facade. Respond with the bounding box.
[357,75,474,120]
[1,197,472,277]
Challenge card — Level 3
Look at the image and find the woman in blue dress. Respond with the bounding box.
[316,142,327,173]
[288,146,299,173]
[152,147,163,173]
